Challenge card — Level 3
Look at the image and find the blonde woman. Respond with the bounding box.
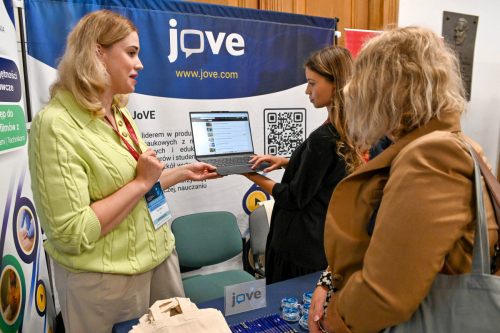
[244,46,364,284]
[308,27,497,333]
[28,10,219,333]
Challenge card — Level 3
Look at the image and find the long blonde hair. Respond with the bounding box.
[345,26,466,150]
[304,46,365,173]
[50,10,138,118]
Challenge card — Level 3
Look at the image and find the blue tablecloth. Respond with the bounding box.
[112,271,321,333]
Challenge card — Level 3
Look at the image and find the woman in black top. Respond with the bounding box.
[244,46,364,284]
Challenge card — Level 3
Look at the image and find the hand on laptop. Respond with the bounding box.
[249,155,289,172]
[183,162,223,181]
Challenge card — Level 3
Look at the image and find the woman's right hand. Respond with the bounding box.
[248,154,289,172]
[135,149,165,190]
[308,285,329,333]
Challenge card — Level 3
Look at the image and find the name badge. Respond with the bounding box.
[145,181,172,230]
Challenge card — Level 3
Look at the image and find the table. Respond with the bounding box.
[112,271,321,333]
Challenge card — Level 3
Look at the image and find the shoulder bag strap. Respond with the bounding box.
[467,146,500,274]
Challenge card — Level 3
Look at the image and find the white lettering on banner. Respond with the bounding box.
[180,29,204,58]
[226,33,245,56]
[206,31,226,55]
[0,123,18,131]
[0,83,15,91]
[168,19,245,62]
[0,70,18,79]
[168,19,178,63]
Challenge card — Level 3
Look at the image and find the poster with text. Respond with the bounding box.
[25,0,337,275]
[0,0,56,331]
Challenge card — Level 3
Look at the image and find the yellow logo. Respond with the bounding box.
[246,191,267,213]
[36,283,46,313]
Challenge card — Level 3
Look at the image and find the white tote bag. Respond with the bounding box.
[383,142,500,333]
[129,297,231,333]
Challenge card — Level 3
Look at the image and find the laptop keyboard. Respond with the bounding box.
[202,155,252,167]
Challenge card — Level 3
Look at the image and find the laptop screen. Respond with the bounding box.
[190,112,254,156]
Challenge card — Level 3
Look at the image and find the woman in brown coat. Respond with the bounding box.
[308,26,498,333]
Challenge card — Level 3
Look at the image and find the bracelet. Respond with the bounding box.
[317,320,330,333]
[317,270,332,288]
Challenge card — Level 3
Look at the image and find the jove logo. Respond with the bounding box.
[225,279,266,315]
[168,19,245,62]
[231,291,262,308]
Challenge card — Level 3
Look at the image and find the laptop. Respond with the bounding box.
[189,112,270,176]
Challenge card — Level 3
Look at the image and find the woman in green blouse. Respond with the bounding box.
[28,10,218,333]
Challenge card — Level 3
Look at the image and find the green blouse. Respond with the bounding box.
[28,90,174,274]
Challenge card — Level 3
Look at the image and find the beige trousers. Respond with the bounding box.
[54,249,185,333]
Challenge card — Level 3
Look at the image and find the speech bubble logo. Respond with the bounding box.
[180,30,205,58]
[236,294,245,304]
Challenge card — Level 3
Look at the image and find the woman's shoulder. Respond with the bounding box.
[309,123,337,139]
[306,123,338,149]
[31,96,69,130]
[404,131,467,153]
[30,94,88,145]
[394,131,475,171]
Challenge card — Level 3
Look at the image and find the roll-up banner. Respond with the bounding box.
[25,0,337,274]
[1,0,56,331]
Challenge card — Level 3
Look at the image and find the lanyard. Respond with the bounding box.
[104,107,142,161]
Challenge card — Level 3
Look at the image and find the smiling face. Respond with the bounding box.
[100,32,143,95]
[305,67,335,109]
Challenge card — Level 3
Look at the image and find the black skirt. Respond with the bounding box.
[265,246,327,285]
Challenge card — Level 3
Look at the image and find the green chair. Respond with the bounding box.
[171,211,255,303]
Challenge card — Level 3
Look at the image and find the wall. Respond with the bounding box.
[399,0,500,176]
[184,0,399,45]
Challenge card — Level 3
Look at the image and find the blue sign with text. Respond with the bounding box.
[0,58,22,103]
[25,0,337,100]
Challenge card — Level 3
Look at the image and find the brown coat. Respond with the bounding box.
[324,112,498,333]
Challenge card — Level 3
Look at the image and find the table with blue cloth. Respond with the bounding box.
[112,271,321,332]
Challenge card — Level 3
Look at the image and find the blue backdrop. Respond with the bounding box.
[25,0,337,100]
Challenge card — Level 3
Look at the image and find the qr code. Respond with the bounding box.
[264,109,306,158]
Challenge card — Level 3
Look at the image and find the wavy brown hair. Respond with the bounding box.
[304,46,365,173]
[50,10,137,118]
[345,26,466,150]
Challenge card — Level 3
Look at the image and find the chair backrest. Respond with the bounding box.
[171,211,242,267]
[249,206,269,256]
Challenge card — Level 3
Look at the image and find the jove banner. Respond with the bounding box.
[1,0,56,332]
[25,0,337,274]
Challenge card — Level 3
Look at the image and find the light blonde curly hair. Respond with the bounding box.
[345,26,466,150]
[50,10,137,118]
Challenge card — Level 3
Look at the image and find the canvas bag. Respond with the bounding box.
[129,297,231,333]
[382,141,500,333]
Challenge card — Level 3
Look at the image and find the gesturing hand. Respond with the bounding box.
[308,285,329,333]
[248,154,289,173]
[184,162,222,181]
[136,149,165,189]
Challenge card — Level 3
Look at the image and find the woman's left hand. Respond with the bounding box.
[183,162,222,181]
